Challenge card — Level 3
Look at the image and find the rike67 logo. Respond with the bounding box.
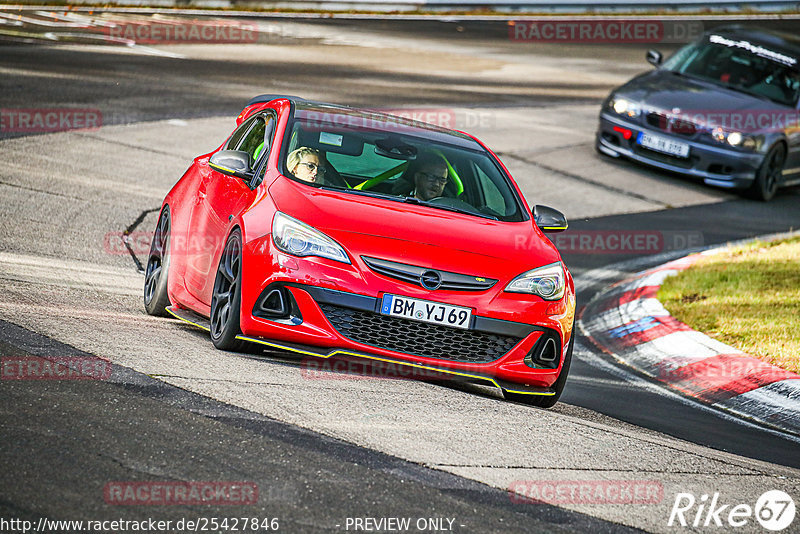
[668,490,795,531]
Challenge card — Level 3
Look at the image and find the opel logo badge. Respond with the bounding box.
[420,270,442,290]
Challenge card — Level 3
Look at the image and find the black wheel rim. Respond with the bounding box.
[144,209,169,305]
[764,147,786,195]
[211,236,241,339]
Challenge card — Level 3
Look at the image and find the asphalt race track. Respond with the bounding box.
[1,13,800,533]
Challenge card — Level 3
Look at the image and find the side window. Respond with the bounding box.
[226,113,277,167]
[238,117,268,165]
[252,115,277,183]
[226,115,258,151]
[474,163,507,215]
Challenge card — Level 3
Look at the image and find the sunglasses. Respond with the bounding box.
[298,162,327,175]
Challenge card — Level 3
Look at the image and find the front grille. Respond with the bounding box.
[646,112,698,137]
[362,256,497,291]
[319,304,521,364]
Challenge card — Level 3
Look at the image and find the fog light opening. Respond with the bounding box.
[538,337,558,362]
[260,288,288,317]
[523,333,561,369]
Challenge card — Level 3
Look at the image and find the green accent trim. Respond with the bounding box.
[167,308,210,332]
[355,161,408,190]
[432,149,464,196]
[253,142,264,161]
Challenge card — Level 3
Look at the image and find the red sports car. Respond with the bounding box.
[144,95,576,407]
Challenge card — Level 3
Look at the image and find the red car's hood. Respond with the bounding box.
[270,177,560,274]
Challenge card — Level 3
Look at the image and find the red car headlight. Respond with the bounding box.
[504,262,566,301]
[272,211,351,264]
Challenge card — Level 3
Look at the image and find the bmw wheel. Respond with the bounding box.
[748,143,786,201]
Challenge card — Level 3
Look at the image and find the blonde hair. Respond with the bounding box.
[287,147,321,175]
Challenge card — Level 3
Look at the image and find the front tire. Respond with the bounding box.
[144,206,172,316]
[505,324,574,408]
[747,143,786,201]
[210,229,245,351]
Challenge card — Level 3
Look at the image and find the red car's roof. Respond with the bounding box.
[293,101,484,151]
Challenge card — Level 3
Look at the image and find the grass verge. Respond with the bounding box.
[658,236,800,374]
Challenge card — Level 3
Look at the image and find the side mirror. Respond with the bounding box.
[534,205,568,233]
[646,49,663,67]
[209,150,253,179]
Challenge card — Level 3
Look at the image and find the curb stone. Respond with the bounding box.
[579,242,800,437]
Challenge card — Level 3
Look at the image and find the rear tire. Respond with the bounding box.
[747,143,786,201]
[505,323,574,408]
[210,229,245,351]
[144,206,172,316]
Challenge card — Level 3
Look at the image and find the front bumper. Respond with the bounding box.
[596,112,764,189]
[236,239,575,392]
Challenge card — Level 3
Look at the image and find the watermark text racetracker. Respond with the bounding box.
[517,230,704,255]
[509,20,703,44]
[0,108,102,134]
[1,356,111,381]
[300,357,454,381]
[104,481,258,506]
[647,109,800,135]
[509,479,663,505]
[658,355,787,382]
[113,229,704,259]
[104,20,258,44]
[300,108,496,132]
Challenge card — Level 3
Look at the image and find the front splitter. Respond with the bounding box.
[166,305,555,398]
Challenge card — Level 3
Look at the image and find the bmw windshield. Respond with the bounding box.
[662,34,800,106]
[281,105,527,222]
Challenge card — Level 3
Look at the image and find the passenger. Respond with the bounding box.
[287,147,326,184]
[408,153,448,201]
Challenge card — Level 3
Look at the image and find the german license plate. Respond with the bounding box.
[637,132,690,158]
[380,294,471,329]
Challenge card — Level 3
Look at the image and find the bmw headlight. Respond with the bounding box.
[272,212,350,264]
[610,97,641,118]
[711,127,758,150]
[505,262,565,301]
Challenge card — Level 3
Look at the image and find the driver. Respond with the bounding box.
[410,154,448,201]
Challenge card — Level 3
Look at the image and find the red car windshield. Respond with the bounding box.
[281,107,527,222]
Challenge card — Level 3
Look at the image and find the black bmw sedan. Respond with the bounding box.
[596,26,800,200]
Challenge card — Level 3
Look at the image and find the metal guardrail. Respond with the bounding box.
[4,0,800,12]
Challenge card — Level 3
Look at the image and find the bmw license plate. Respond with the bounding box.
[380,294,471,329]
[637,132,690,158]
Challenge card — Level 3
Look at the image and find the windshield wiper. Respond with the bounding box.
[417,200,499,220]
[667,70,697,80]
[321,186,404,202]
[721,84,776,103]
